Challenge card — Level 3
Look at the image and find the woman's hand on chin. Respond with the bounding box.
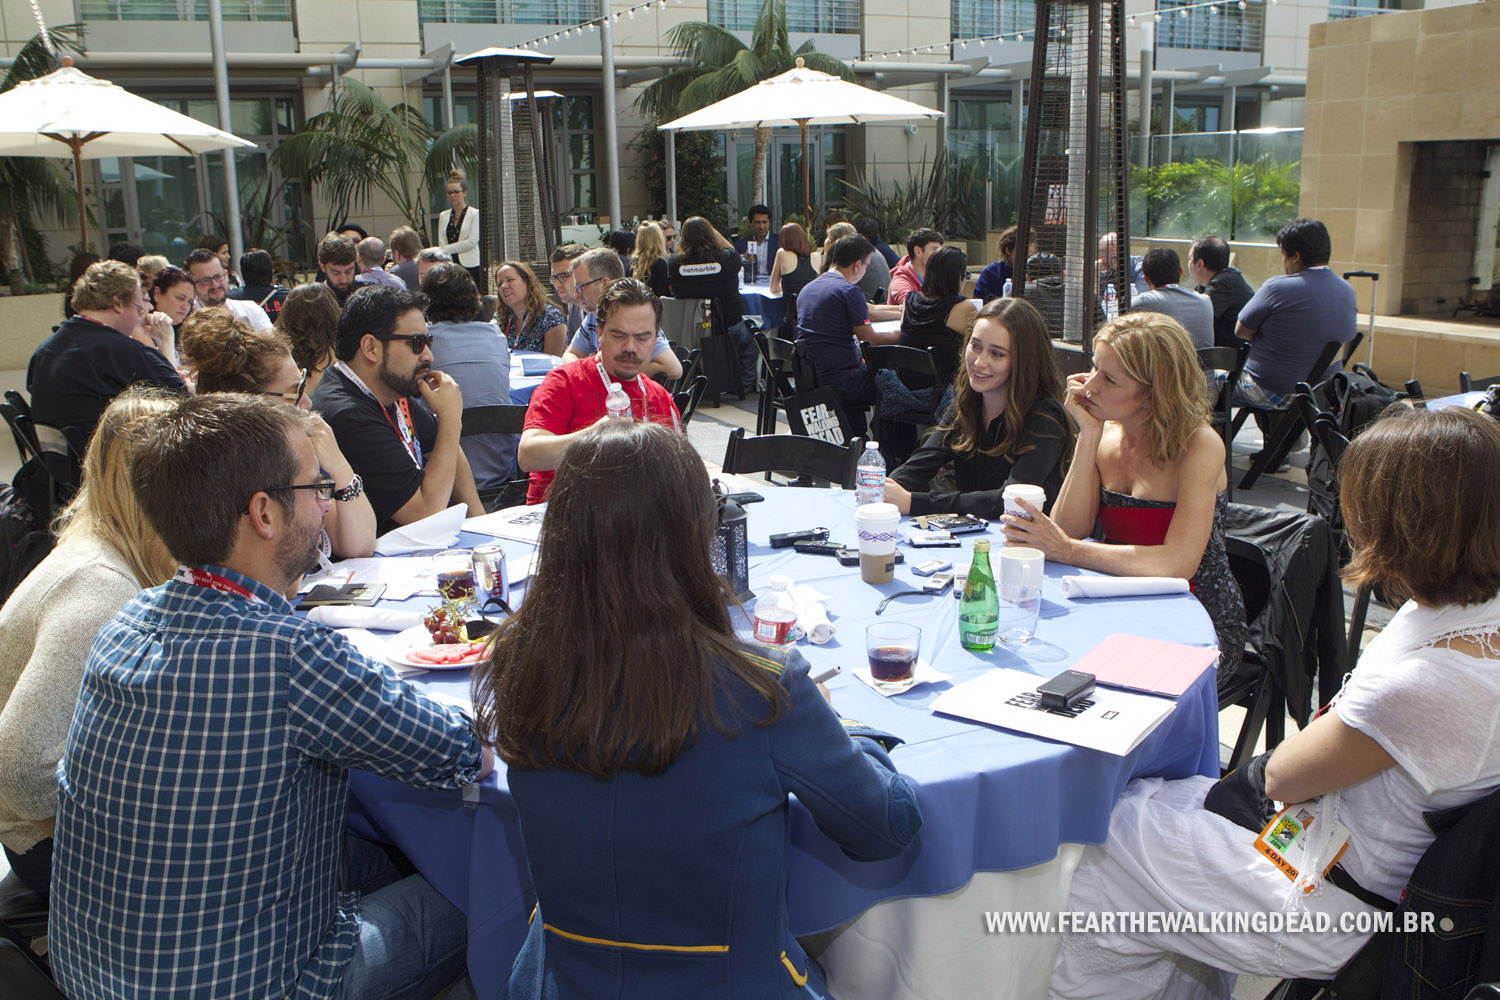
[1063,373,1101,435]
[1000,498,1075,562]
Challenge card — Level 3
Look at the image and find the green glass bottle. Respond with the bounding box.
[959,539,999,652]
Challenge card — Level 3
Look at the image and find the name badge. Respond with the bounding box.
[1253,801,1352,892]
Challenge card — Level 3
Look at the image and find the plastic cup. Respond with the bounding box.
[1003,483,1047,520]
[866,621,920,693]
[997,547,1045,643]
[855,502,901,584]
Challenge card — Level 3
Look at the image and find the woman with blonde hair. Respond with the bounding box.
[631,220,671,298]
[494,259,565,355]
[180,308,376,560]
[1001,312,1245,674]
[816,221,856,273]
[0,390,176,897]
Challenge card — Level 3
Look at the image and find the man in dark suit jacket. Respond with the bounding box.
[732,203,779,279]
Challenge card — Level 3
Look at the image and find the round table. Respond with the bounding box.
[346,487,1220,999]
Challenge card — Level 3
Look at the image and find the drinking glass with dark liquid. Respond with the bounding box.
[865,622,920,693]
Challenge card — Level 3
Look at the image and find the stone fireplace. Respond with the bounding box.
[1400,140,1498,315]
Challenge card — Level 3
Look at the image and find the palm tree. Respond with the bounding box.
[0,25,86,293]
[636,0,856,207]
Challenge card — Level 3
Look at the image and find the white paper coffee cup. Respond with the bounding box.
[1002,483,1047,520]
[854,503,900,556]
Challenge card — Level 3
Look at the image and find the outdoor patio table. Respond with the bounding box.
[1424,390,1484,411]
[345,487,1220,999]
[740,275,786,332]
[506,350,560,404]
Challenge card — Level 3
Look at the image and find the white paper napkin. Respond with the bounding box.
[1060,575,1190,599]
[307,606,425,631]
[791,583,835,644]
[336,627,427,676]
[850,658,952,697]
[374,504,468,555]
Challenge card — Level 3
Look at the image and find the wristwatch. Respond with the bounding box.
[331,473,364,502]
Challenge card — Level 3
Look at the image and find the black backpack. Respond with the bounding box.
[1304,367,1405,560]
[0,480,52,604]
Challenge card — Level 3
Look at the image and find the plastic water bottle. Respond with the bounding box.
[1103,283,1119,321]
[1002,277,1013,298]
[605,381,632,421]
[958,540,998,652]
[854,441,885,507]
[753,574,802,645]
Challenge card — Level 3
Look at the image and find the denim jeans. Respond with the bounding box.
[726,320,760,394]
[334,834,472,1000]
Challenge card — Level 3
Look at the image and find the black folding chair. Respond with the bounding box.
[1460,371,1500,392]
[460,404,528,511]
[672,375,709,428]
[753,332,803,435]
[1231,339,1342,490]
[721,427,865,489]
[1197,340,1250,501]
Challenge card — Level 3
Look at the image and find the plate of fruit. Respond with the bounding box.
[385,602,492,670]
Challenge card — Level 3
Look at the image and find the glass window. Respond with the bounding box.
[567,96,593,132]
[568,133,595,170]
[569,174,595,214]
[275,97,295,134]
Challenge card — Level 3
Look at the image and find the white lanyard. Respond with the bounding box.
[593,357,680,432]
[333,360,423,470]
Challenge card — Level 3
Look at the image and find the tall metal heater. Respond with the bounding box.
[1013,0,1131,351]
[454,48,560,277]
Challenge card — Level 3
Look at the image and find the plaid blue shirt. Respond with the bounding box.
[51,566,484,1000]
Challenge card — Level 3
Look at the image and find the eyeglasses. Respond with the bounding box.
[576,275,607,291]
[550,271,573,283]
[265,478,337,502]
[261,369,309,405]
[192,272,227,288]
[373,333,435,353]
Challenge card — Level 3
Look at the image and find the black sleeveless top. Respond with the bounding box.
[780,255,817,336]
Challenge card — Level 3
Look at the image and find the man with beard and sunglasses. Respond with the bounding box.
[519,278,681,504]
[309,286,484,533]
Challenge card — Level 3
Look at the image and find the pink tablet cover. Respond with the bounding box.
[1071,633,1220,698]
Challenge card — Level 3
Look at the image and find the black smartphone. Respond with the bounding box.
[1036,670,1096,711]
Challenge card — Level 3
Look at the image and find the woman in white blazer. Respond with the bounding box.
[437,168,483,292]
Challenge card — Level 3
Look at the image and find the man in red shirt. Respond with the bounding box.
[519,278,682,503]
[887,227,945,306]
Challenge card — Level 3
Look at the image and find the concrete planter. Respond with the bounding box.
[0,293,65,371]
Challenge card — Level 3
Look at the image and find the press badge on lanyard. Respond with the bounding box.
[1253,802,1351,892]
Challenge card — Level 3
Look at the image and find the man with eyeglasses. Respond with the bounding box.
[185,247,273,333]
[560,248,682,381]
[548,243,587,340]
[50,393,492,1000]
[309,286,484,534]
[27,259,186,440]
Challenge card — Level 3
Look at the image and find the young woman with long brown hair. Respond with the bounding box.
[885,297,1069,519]
[473,420,921,999]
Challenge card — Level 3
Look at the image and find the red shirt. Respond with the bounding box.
[522,354,682,504]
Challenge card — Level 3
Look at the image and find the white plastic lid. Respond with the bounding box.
[768,574,793,590]
[864,441,880,450]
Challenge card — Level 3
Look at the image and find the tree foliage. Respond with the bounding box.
[0,25,87,292]
[1130,156,1300,243]
[626,124,729,231]
[836,149,986,244]
[636,0,856,205]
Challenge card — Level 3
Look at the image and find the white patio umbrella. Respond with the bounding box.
[659,58,945,226]
[0,55,256,251]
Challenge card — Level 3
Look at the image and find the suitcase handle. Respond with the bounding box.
[1342,271,1379,280]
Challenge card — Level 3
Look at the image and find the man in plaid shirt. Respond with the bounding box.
[51,394,492,1000]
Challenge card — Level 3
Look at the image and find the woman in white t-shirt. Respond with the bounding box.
[1050,405,1500,999]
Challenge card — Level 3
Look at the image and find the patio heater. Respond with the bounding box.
[454,48,559,277]
[1013,0,1131,351]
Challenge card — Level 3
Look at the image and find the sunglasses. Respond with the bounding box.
[373,333,435,353]
[265,478,337,502]
[261,369,309,405]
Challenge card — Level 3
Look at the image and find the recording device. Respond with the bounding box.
[912,559,951,577]
[773,528,829,548]
[908,530,961,547]
[724,492,765,505]
[919,514,988,534]
[793,540,844,557]
[1036,670,1096,711]
[836,548,904,566]
[922,573,954,595]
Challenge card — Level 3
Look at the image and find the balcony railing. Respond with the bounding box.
[417,0,602,25]
[1154,0,1264,53]
[1328,2,1397,20]
[80,0,291,20]
[708,0,859,34]
[951,0,1035,40]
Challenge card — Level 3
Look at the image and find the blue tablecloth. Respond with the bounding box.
[347,487,1219,997]
[741,278,785,332]
[507,350,556,404]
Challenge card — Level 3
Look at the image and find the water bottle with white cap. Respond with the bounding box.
[605,381,632,421]
[753,575,802,645]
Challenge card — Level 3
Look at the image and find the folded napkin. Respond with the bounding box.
[1060,575,1190,599]
[850,658,952,697]
[375,504,468,555]
[791,584,835,644]
[307,606,425,631]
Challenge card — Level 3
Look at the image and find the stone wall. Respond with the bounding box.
[1401,140,1491,314]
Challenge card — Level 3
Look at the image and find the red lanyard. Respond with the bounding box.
[174,566,263,604]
